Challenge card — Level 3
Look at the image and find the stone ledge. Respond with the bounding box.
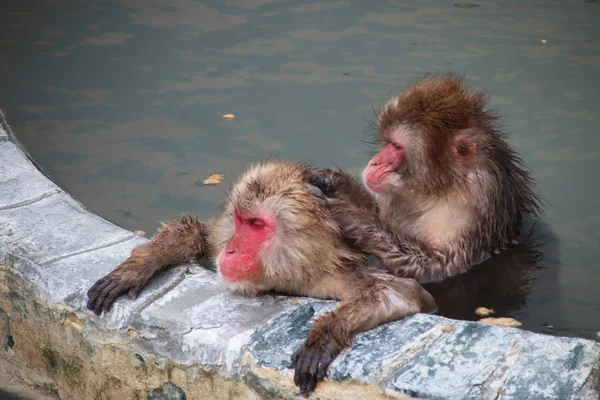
[0,113,599,400]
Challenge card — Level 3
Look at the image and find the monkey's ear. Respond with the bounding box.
[451,133,477,166]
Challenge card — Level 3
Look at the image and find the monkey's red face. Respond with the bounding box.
[364,128,406,193]
[217,209,276,282]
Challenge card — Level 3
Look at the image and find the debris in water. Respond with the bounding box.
[541,39,547,44]
[202,173,224,185]
[222,113,235,120]
[343,72,351,76]
[134,230,146,236]
[290,300,299,305]
[475,307,495,316]
[479,317,522,327]
[441,325,454,333]
[453,3,479,8]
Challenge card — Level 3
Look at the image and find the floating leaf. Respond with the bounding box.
[541,39,547,44]
[202,173,224,185]
[453,3,479,8]
[134,230,146,236]
[479,317,522,327]
[290,300,299,305]
[343,72,351,76]
[441,325,454,333]
[222,113,235,120]
[475,307,495,316]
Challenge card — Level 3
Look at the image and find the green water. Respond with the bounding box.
[0,0,598,340]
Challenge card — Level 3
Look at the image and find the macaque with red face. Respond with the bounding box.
[87,160,436,396]
[309,73,542,284]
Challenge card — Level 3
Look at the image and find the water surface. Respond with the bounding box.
[1,0,599,339]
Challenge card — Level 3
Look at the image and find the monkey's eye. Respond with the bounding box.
[248,218,266,228]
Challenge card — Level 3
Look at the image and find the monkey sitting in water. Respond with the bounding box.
[87,160,436,396]
[309,73,542,284]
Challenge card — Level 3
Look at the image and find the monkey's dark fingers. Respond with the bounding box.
[86,276,120,313]
[308,175,336,197]
[291,348,301,364]
[92,280,122,316]
[86,277,108,310]
[128,284,144,300]
[316,349,334,380]
[303,183,327,206]
[295,346,326,396]
[102,283,129,313]
[292,348,307,387]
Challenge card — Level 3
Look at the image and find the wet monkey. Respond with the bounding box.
[87,160,436,395]
[309,73,542,284]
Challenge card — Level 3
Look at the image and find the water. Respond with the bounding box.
[0,1,598,340]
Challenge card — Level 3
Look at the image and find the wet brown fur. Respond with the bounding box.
[87,159,436,396]
[311,73,542,284]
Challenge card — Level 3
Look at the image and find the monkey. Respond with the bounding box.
[308,73,543,285]
[86,160,436,396]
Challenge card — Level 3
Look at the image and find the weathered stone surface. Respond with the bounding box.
[387,320,526,399]
[330,313,443,384]
[500,334,600,400]
[0,122,7,140]
[39,236,187,328]
[136,270,301,374]
[147,382,187,400]
[0,142,59,209]
[250,301,337,371]
[387,320,600,400]
[0,193,135,266]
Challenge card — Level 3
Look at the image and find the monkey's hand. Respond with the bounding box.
[291,328,344,396]
[307,167,377,211]
[307,168,340,198]
[87,215,208,316]
[86,259,156,316]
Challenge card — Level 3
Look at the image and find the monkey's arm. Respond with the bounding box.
[87,215,211,315]
[327,200,475,283]
[292,271,436,395]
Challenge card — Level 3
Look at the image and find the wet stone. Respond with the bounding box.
[135,271,299,371]
[0,123,7,139]
[329,313,443,384]
[249,301,338,371]
[40,236,187,328]
[500,334,600,399]
[387,320,526,399]
[0,193,135,266]
[0,142,59,209]
[147,382,187,400]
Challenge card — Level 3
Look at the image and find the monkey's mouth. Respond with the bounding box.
[218,264,260,282]
[364,168,392,193]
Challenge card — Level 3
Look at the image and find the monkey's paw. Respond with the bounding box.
[86,270,145,316]
[291,339,339,396]
[307,168,338,198]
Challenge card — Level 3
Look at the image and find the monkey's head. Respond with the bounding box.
[211,160,352,295]
[365,74,497,197]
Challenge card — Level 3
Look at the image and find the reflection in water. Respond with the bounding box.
[426,239,542,323]
[0,1,599,340]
